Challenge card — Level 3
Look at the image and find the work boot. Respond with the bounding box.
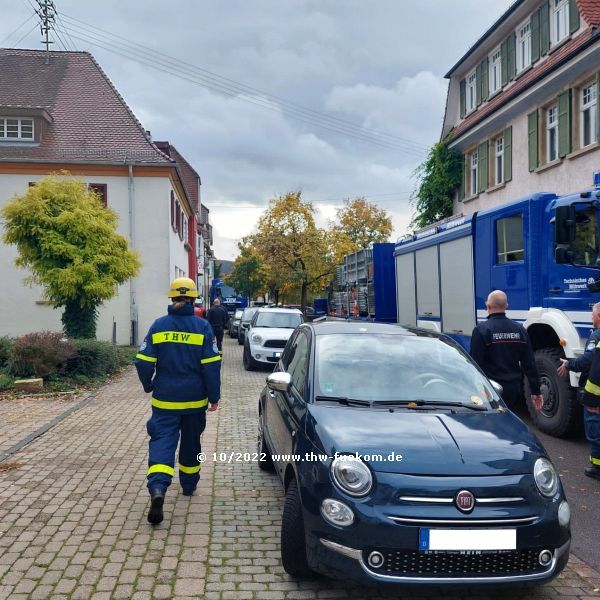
[182,486,197,497]
[584,465,600,481]
[147,489,165,525]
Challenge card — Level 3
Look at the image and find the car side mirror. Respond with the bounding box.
[266,372,292,393]
[490,380,503,396]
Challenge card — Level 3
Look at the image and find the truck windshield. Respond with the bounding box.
[570,208,599,267]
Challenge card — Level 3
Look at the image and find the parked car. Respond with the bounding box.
[257,320,571,585]
[228,309,244,338]
[238,307,259,345]
[243,308,304,370]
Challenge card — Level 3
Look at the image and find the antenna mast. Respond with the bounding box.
[36,0,56,63]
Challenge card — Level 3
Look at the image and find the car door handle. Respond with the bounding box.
[548,287,562,294]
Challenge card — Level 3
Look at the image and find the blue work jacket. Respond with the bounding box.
[134,304,221,413]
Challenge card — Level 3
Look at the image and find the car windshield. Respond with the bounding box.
[254,312,303,329]
[315,333,496,408]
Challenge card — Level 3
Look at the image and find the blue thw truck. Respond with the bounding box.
[394,187,600,437]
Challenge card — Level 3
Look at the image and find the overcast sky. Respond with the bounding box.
[1,0,514,260]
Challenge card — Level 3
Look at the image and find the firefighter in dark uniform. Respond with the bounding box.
[135,277,221,524]
[556,302,600,480]
[470,290,543,410]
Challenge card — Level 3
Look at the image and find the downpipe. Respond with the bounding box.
[128,164,138,346]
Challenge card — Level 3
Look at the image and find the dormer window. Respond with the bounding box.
[551,0,569,46]
[0,117,34,140]
[489,48,502,95]
[466,70,477,114]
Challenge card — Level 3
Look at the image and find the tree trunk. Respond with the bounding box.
[62,297,98,339]
[301,281,308,310]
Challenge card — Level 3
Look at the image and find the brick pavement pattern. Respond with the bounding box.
[0,335,599,599]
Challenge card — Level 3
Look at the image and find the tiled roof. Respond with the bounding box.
[155,142,200,213]
[578,0,600,28]
[451,28,596,140]
[0,49,171,164]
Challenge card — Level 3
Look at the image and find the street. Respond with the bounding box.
[0,336,599,599]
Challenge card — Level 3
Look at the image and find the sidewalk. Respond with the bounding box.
[0,336,598,599]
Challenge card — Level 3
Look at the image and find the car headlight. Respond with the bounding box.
[251,334,262,344]
[534,457,559,497]
[331,455,373,497]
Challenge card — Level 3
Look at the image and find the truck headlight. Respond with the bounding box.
[331,455,372,497]
[251,334,262,344]
[534,457,559,497]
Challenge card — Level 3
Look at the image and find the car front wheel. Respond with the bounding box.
[257,408,273,471]
[281,478,313,578]
[243,345,258,371]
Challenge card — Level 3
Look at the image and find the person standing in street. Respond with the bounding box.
[556,302,600,481]
[207,298,228,354]
[135,277,221,525]
[470,290,543,411]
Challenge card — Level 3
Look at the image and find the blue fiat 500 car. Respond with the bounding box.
[257,320,570,585]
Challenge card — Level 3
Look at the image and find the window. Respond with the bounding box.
[469,151,478,196]
[580,82,597,148]
[547,104,558,162]
[466,70,477,113]
[496,214,524,263]
[287,332,309,396]
[494,137,504,185]
[489,48,502,95]
[171,191,177,232]
[551,0,569,46]
[88,184,108,207]
[0,117,34,140]
[183,217,188,242]
[516,20,531,73]
[569,209,599,266]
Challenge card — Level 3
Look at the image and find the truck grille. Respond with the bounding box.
[264,340,287,348]
[369,548,546,577]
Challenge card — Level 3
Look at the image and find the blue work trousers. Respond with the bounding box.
[146,410,206,493]
[584,406,600,466]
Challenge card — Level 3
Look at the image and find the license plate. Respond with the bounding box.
[272,352,281,358]
[419,528,516,551]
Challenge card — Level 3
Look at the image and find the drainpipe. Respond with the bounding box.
[128,164,138,346]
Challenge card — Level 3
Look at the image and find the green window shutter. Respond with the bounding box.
[558,89,572,158]
[476,63,482,106]
[507,33,516,81]
[478,141,488,193]
[531,11,540,62]
[504,126,512,182]
[540,2,550,55]
[501,39,509,87]
[460,79,466,118]
[528,110,539,171]
[569,0,580,34]
[459,156,465,201]
[481,59,489,102]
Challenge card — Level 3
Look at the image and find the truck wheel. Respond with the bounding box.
[281,479,313,578]
[525,348,581,438]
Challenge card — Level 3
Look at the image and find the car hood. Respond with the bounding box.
[250,327,294,340]
[305,405,546,476]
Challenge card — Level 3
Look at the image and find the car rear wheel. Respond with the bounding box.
[281,478,313,578]
[243,345,258,371]
[238,333,244,345]
[257,408,273,471]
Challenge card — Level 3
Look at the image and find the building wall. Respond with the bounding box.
[0,171,188,345]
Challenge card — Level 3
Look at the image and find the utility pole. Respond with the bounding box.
[36,0,56,64]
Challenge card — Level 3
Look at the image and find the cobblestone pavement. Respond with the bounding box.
[0,336,600,599]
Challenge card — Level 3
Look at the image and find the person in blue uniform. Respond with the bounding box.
[557,302,600,480]
[470,290,543,411]
[135,277,221,524]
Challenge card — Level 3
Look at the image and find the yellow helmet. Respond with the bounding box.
[168,277,198,298]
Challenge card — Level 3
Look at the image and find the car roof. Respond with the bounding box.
[256,307,303,314]
[300,319,449,339]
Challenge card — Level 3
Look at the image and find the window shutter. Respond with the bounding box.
[507,32,516,81]
[460,79,466,118]
[478,141,488,193]
[569,0,580,34]
[501,39,509,87]
[459,156,465,201]
[558,89,572,158]
[504,126,512,182]
[481,58,489,101]
[476,63,482,106]
[528,110,539,171]
[597,72,600,142]
[540,2,550,55]
[531,11,540,62]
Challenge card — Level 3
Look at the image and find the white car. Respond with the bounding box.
[243,308,304,370]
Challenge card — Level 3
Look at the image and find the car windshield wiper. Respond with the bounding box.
[314,395,371,407]
[371,399,487,411]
